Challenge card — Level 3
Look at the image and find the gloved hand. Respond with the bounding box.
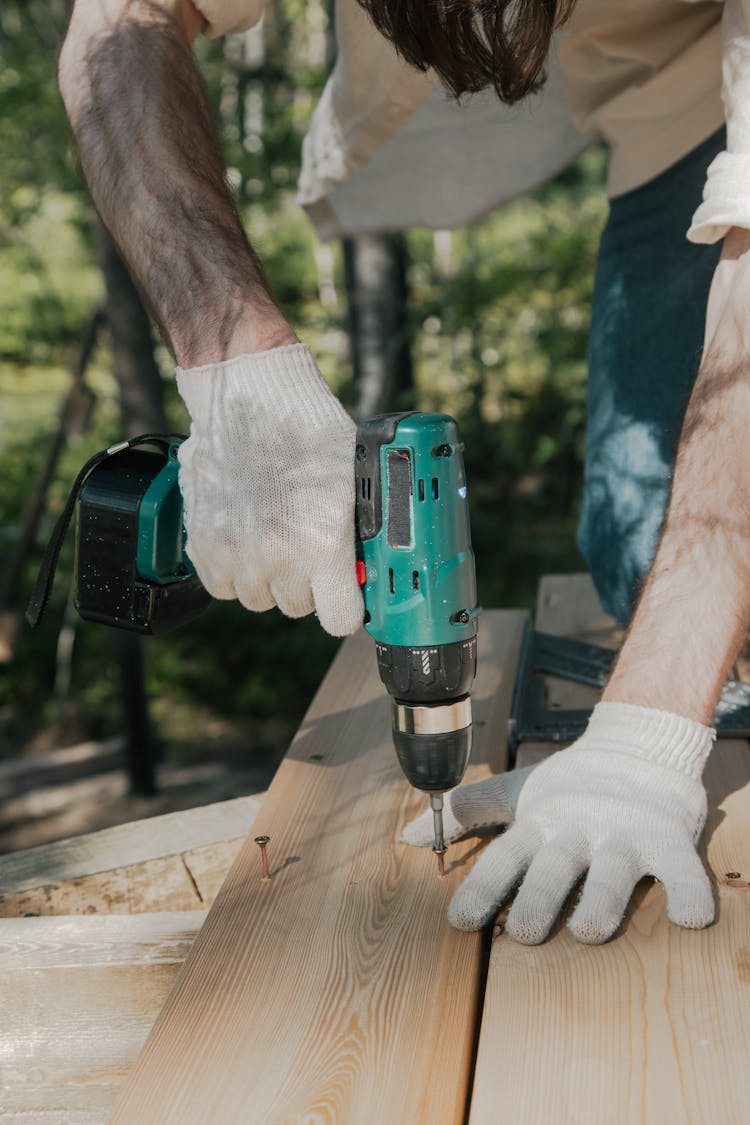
[403,701,716,943]
[176,343,363,637]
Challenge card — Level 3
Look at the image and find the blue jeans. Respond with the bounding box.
[577,128,726,623]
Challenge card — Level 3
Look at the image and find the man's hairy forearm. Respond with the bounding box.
[59,0,295,365]
[605,228,750,722]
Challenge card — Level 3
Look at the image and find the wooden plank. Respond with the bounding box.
[0,912,205,1122]
[470,575,750,1125]
[0,793,264,895]
[112,613,526,1125]
[0,911,206,969]
[0,837,245,917]
[534,572,618,642]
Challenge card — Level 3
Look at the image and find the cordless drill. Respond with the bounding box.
[354,413,479,870]
[28,416,479,869]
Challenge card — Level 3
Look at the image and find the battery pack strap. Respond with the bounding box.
[25,434,184,629]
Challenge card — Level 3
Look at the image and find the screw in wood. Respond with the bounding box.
[432,845,447,878]
[255,835,271,881]
[725,871,742,881]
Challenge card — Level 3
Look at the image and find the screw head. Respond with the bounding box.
[254,835,270,846]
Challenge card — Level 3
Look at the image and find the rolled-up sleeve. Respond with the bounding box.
[689,0,750,242]
[193,0,264,38]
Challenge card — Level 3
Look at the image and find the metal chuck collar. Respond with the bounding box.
[390,696,473,793]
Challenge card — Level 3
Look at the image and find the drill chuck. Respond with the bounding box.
[375,634,477,793]
[391,697,472,792]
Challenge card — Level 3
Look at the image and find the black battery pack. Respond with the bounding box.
[75,448,210,635]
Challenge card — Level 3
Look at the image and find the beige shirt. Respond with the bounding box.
[195,0,750,245]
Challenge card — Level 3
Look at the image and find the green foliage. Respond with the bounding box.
[0,3,102,361]
[196,0,329,210]
[0,194,103,360]
[0,3,73,211]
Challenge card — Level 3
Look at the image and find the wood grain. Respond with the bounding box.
[112,614,526,1125]
[0,793,263,894]
[0,838,246,917]
[470,575,750,1125]
[0,912,204,1121]
[0,795,264,917]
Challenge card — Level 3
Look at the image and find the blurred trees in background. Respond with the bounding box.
[0,0,607,761]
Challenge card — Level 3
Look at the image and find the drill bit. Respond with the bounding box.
[430,793,445,850]
[430,794,447,877]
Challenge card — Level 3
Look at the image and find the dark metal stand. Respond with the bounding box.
[508,620,750,762]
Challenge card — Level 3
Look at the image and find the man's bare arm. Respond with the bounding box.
[605,227,750,723]
[59,0,296,366]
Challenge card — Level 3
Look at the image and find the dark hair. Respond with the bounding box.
[356,0,575,105]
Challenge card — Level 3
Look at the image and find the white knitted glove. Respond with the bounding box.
[176,344,363,637]
[403,702,716,944]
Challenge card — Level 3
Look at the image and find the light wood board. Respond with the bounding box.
[0,793,263,892]
[112,613,526,1125]
[0,797,265,1118]
[0,911,205,1120]
[0,794,264,917]
[469,575,750,1125]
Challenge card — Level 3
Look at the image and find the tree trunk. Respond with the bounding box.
[323,0,412,418]
[95,224,166,795]
[95,225,167,437]
[342,232,413,421]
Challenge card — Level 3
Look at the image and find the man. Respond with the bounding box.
[58,0,750,944]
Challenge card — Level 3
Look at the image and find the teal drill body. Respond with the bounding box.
[355,413,479,850]
[356,413,478,650]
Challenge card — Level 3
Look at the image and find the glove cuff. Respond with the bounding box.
[581,702,715,780]
[176,344,342,428]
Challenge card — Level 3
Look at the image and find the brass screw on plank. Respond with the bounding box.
[255,835,271,881]
[433,845,447,879]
